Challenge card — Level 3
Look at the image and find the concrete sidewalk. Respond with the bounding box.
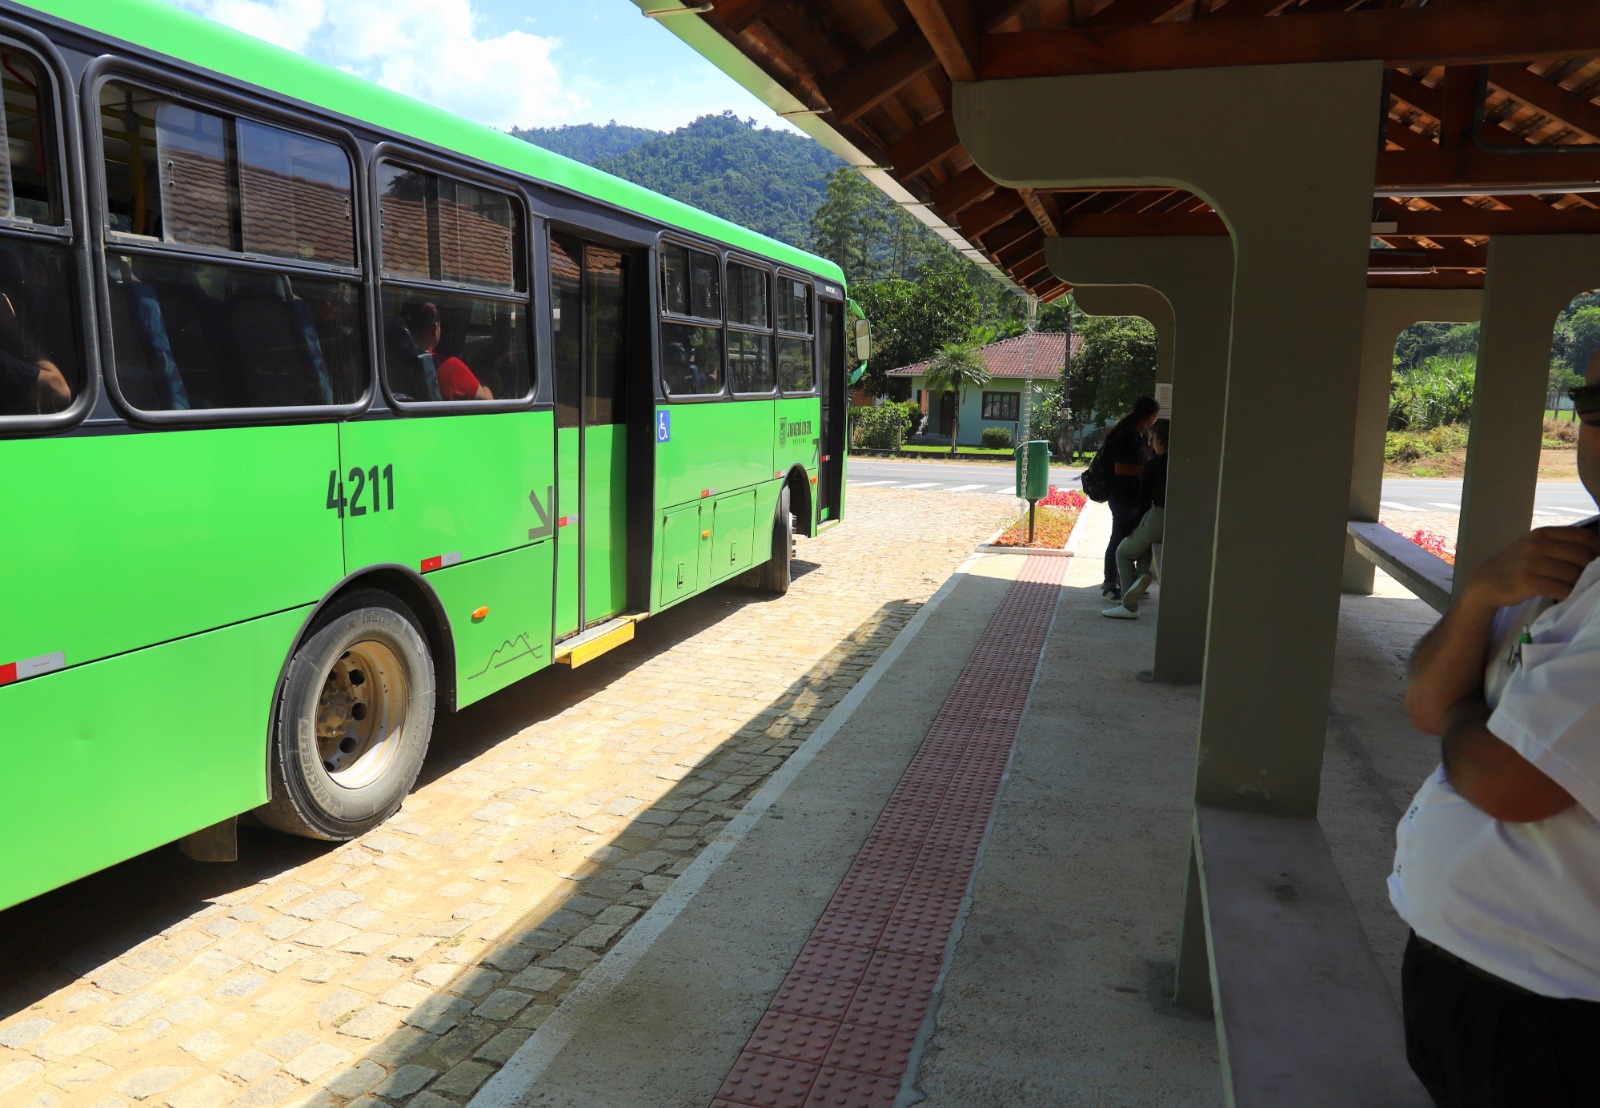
[470,504,1442,1107]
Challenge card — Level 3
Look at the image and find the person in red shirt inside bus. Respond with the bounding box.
[400,299,492,401]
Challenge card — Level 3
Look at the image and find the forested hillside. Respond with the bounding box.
[509,121,660,165]
[512,112,843,250]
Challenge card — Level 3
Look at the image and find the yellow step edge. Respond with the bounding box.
[555,614,644,668]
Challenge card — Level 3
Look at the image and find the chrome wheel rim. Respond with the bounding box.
[314,640,408,789]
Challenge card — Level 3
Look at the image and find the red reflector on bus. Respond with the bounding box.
[421,556,443,573]
[0,663,14,686]
[701,488,717,498]
[823,455,830,462]
[559,515,578,527]
[774,471,783,479]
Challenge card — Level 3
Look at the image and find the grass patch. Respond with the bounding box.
[897,444,1015,457]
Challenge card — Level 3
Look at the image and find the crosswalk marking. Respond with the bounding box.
[1544,506,1591,516]
[896,482,940,489]
[849,480,894,486]
[947,483,990,492]
[1428,502,1461,511]
[1380,501,1422,512]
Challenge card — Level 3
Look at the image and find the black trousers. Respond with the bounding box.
[1103,494,1143,588]
[1403,931,1600,1106]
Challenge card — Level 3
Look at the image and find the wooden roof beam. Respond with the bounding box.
[1077,0,1193,28]
[980,4,1600,80]
[1488,64,1600,143]
[1019,188,1061,236]
[958,190,1027,237]
[714,0,778,35]
[997,234,1046,270]
[820,27,939,126]
[903,0,978,83]
[1054,202,1600,236]
[1008,248,1050,281]
[1389,70,1444,120]
[983,211,1041,254]
[887,113,960,180]
[1370,242,1487,269]
[931,166,999,214]
[1208,0,1296,18]
[1377,147,1600,194]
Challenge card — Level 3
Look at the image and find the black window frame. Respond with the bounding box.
[85,59,371,426]
[0,29,95,436]
[657,232,727,403]
[982,390,1020,421]
[725,253,775,399]
[369,144,536,414]
[775,267,817,398]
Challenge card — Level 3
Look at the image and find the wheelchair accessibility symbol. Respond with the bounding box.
[656,411,671,443]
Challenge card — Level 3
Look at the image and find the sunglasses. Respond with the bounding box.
[1570,382,1600,422]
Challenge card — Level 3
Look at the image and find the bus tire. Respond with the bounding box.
[757,486,794,596]
[257,590,436,841]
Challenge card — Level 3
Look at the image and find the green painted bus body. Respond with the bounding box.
[0,0,849,910]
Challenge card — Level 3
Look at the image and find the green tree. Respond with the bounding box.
[1389,353,1476,430]
[1566,305,1600,380]
[922,341,991,453]
[809,167,888,284]
[853,252,983,397]
[1074,314,1158,424]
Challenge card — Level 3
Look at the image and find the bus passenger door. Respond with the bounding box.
[550,234,632,639]
[818,298,846,524]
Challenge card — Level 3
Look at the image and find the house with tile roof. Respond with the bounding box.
[887,332,1077,447]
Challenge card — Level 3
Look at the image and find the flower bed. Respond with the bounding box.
[988,486,1087,549]
[1382,521,1457,565]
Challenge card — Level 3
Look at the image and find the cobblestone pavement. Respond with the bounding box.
[0,488,1018,1108]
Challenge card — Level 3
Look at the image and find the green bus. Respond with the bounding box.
[0,0,862,912]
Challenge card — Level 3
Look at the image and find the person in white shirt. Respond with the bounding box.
[1391,356,1600,1105]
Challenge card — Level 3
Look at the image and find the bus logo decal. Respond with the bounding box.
[469,633,543,679]
[0,650,65,686]
[657,411,671,442]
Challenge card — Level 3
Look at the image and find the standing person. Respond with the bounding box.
[401,299,493,401]
[1389,355,1600,1104]
[1103,418,1167,620]
[1099,395,1161,599]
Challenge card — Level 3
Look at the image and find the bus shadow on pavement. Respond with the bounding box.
[0,581,905,1042]
[303,597,920,1100]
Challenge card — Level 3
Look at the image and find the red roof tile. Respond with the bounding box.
[886,332,1079,380]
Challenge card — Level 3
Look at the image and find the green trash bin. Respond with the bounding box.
[1015,440,1050,501]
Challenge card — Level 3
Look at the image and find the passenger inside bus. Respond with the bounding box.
[0,350,68,413]
[400,298,492,401]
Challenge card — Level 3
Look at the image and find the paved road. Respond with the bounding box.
[849,459,1596,517]
[0,489,1014,1108]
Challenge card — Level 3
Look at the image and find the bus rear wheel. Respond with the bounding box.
[757,486,794,595]
[257,590,436,841]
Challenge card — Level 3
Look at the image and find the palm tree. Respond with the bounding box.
[923,341,992,454]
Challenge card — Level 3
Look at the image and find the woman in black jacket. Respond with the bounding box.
[1098,396,1161,599]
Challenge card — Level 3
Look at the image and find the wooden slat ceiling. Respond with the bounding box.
[688,0,1600,298]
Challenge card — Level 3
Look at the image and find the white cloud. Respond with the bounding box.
[169,0,587,130]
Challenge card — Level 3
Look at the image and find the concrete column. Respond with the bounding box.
[958,62,1382,1010]
[1054,239,1234,685]
[1455,237,1600,584]
[1344,290,1482,593]
[1072,284,1176,385]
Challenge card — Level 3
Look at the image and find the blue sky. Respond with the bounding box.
[162,0,787,133]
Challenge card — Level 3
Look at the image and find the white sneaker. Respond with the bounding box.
[1122,573,1153,608]
[1102,605,1138,620]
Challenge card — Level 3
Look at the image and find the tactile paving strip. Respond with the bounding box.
[714,555,1066,1107]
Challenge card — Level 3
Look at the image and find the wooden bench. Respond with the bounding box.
[1193,803,1429,1107]
[1347,521,1453,613]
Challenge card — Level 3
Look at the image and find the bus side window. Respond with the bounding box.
[376,161,530,406]
[777,274,814,395]
[97,81,364,414]
[659,241,725,399]
[0,48,82,422]
[727,261,773,396]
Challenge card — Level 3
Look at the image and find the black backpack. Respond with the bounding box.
[1079,444,1111,503]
